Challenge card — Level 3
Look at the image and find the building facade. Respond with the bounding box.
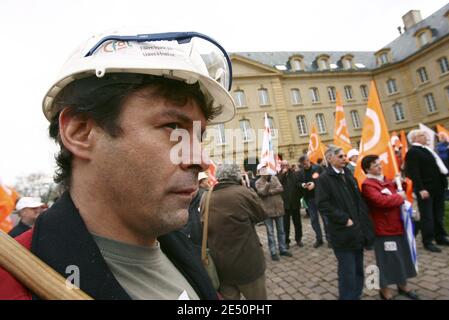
[207,4,449,166]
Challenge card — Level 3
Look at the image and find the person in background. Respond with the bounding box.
[405,129,449,253]
[204,164,267,300]
[298,155,328,248]
[316,145,375,300]
[361,155,419,300]
[9,197,46,238]
[181,172,210,254]
[278,160,304,249]
[256,164,292,261]
[346,149,359,175]
[436,132,449,171]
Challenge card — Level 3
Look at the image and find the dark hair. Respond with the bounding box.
[361,155,379,174]
[298,155,309,163]
[49,74,217,188]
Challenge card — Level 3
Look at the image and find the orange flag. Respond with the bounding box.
[436,124,449,139]
[354,81,400,187]
[333,91,352,154]
[308,123,326,164]
[0,184,19,233]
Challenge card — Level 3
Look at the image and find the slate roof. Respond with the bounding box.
[232,3,449,72]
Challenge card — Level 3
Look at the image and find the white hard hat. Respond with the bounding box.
[198,172,208,181]
[42,30,236,125]
[16,197,44,211]
[347,149,359,159]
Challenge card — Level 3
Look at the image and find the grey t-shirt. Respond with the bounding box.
[92,234,199,300]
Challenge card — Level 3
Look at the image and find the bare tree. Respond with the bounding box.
[14,172,61,204]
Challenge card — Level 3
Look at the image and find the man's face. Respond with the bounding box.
[92,87,208,238]
[20,207,42,225]
[330,150,347,169]
[415,132,429,145]
[301,159,311,169]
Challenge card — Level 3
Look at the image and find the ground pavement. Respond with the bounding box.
[257,211,449,300]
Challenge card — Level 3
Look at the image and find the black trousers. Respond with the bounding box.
[333,248,364,300]
[283,208,303,244]
[416,190,448,245]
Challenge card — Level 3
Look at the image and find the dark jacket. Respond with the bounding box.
[297,164,323,199]
[405,145,448,194]
[181,187,207,250]
[0,192,217,300]
[316,166,375,250]
[278,169,302,210]
[8,221,31,238]
[203,180,267,286]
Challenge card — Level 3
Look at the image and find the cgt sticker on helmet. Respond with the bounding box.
[102,40,133,53]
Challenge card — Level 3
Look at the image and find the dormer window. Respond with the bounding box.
[415,27,432,48]
[375,49,391,66]
[289,55,304,72]
[316,54,330,71]
[341,54,355,70]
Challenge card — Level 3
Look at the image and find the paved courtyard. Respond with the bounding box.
[257,210,449,300]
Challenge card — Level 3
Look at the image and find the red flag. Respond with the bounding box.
[208,159,218,186]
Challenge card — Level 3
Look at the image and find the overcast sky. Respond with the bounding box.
[0,0,448,185]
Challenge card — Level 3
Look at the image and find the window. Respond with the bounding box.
[217,123,226,145]
[379,53,389,65]
[258,88,270,106]
[392,103,406,122]
[424,93,437,113]
[239,120,253,142]
[350,110,361,129]
[234,90,246,108]
[343,59,352,70]
[360,85,369,99]
[417,67,429,83]
[438,57,449,74]
[344,86,353,100]
[327,87,336,102]
[316,113,327,133]
[267,116,277,138]
[310,87,320,103]
[418,32,430,47]
[387,79,398,94]
[318,59,329,70]
[446,87,449,101]
[291,89,302,105]
[296,116,308,136]
[291,59,302,71]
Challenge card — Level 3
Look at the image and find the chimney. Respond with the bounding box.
[402,10,422,31]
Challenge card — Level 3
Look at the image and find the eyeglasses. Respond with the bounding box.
[337,154,346,159]
[84,31,232,91]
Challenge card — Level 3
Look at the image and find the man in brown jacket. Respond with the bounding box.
[204,164,268,300]
[256,165,293,261]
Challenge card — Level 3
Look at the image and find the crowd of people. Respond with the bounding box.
[188,128,449,300]
[1,28,448,301]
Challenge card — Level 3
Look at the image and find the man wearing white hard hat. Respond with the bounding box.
[346,149,359,175]
[0,30,235,300]
[8,197,45,238]
[180,171,210,251]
